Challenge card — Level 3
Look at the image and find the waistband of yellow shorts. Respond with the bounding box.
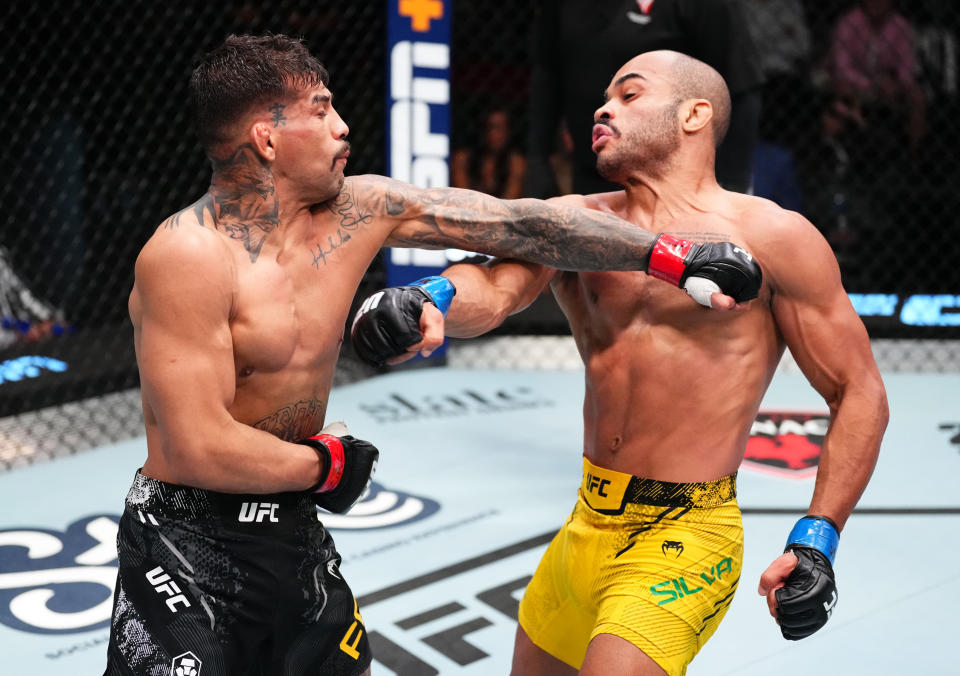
[579,457,737,514]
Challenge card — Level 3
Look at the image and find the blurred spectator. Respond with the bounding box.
[524,0,765,197]
[550,123,576,196]
[10,115,87,317]
[0,246,69,349]
[912,3,959,177]
[745,0,811,81]
[916,14,958,105]
[744,0,815,144]
[743,0,813,211]
[751,141,804,213]
[452,108,526,199]
[797,94,879,283]
[827,0,927,154]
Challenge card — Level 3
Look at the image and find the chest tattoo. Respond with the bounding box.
[252,398,326,442]
[313,186,373,267]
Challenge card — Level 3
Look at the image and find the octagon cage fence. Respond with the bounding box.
[1,0,958,469]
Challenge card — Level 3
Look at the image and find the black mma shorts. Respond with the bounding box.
[103,470,371,676]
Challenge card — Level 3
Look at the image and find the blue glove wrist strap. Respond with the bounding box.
[785,515,839,565]
[410,276,456,316]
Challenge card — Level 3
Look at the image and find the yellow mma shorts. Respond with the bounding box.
[518,458,744,676]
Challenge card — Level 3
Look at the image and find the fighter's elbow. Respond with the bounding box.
[158,432,221,487]
[833,372,890,431]
[873,382,891,431]
[857,367,890,426]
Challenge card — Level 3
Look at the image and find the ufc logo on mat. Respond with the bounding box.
[145,566,191,613]
[238,502,279,523]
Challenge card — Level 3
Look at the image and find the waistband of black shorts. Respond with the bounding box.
[124,470,320,529]
[580,457,737,514]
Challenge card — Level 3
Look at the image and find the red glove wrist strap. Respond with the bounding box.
[647,233,694,287]
[313,434,345,493]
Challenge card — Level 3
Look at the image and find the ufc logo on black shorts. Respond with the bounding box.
[238,502,280,523]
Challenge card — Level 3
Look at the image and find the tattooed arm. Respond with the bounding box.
[133,226,325,493]
[348,175,656,271]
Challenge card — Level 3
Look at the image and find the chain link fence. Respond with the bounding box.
[1,0,958,469]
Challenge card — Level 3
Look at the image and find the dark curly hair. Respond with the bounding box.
[190,34,329,153]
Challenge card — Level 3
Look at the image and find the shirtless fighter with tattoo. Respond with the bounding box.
[103,37,761,676]
[352,51,889,675]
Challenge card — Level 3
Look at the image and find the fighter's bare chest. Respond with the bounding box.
[555,216,753,330]
[228,257,352,373]
[556,270,701,328]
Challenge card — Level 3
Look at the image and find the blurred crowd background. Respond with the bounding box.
[1,0,958,466]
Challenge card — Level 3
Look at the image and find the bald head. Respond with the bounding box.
[621,50,731,145]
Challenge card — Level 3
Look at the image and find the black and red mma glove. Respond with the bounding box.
[301,433,379,514]
[646,233,762,306]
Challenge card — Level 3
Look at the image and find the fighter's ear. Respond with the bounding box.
[680,98,713,135]
[249,121,276,162]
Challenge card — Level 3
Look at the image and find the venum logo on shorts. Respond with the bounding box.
[744,411,829,479]
[319,481,440,530]
[661,540,684,558]
[238,502,279,523]
[171,651,202,676]
[0,514,119,634]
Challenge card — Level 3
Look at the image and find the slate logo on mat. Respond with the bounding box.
[359,386,552,423]
[744,411,829,479]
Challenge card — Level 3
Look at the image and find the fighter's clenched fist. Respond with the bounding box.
[646,233,762,307]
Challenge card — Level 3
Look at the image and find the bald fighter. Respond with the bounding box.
[352,51,888,675]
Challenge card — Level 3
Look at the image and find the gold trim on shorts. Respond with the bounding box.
[579,457,737,514]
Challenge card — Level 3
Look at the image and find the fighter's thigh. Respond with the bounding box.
[592,511,743,674]
[272,529,372,675]
[510,623,577,676]
[105,514,263,675]
[580,633,666,676]
[516,519,596,668]
[279,593,372,676]
[104,558,238,675]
